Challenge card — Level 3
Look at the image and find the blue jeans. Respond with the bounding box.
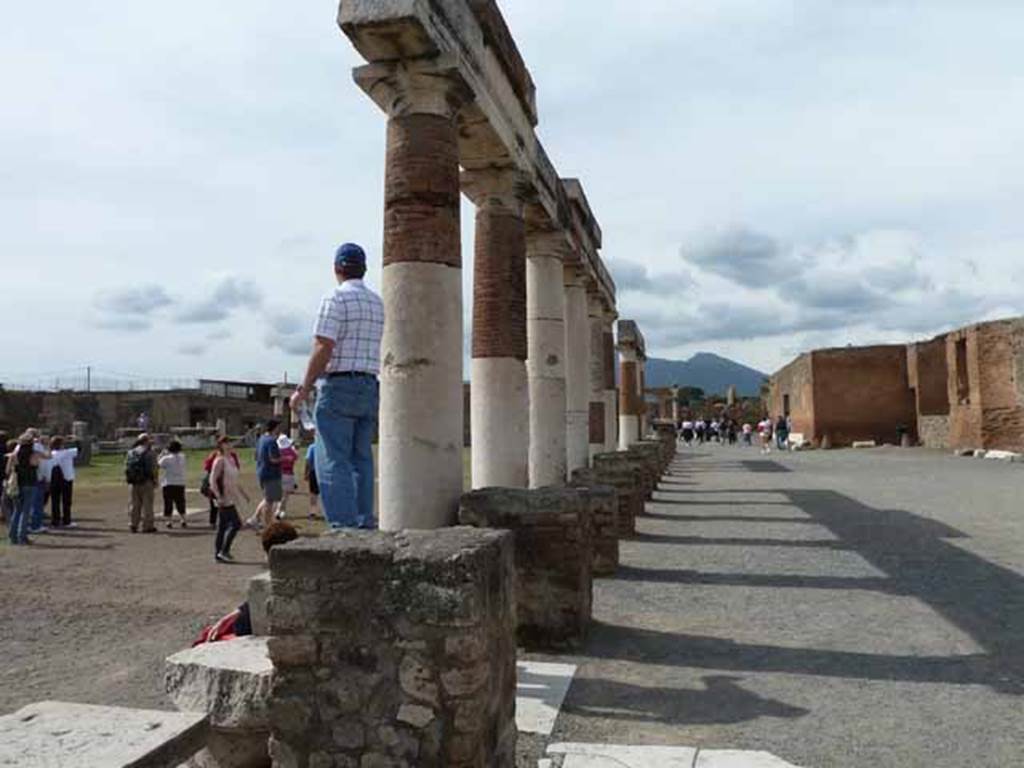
[8,486,33,544]
[30,481,47,530]
[315,376,379,530]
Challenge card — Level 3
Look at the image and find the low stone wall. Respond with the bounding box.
[266,528,517,768]
[566,475,619,576]
[460,487,593,650]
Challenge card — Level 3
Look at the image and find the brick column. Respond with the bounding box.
[564,266,591,474]
[602,316,618,453]
[526,232,568,487]
[672,386,681,425]
[587,293,607,462]
[638,357,648,439]
[465,169,529,489]
[618,347,641,450]
[356,63,470,530]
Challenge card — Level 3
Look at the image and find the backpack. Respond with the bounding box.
[125,450,150,485]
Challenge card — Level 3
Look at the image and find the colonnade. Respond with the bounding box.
[339,0,647,530]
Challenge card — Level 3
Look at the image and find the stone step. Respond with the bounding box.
[0,700,208,768]
[543,743,806,767]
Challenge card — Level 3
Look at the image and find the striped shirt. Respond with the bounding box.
[313,279,385,375]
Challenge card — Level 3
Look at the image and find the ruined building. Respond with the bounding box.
[770,316,1024,451]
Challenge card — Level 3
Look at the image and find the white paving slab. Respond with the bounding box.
[547,743,698,767]
[516,661,577,735]
[544,744,806,768]
[697,749,805,767]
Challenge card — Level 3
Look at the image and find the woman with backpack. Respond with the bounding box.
[201,442,240,527]
[5,433,42,545]
[210,435,250,563]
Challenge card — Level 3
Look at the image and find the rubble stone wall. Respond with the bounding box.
[266,528,516,768]
[459,487,593,649]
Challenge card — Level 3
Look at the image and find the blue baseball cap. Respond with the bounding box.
[334,242,366,270]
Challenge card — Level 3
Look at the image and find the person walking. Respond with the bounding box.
[758,417,774,454]
[28,431,52,534]
[275,435,299,520]
[775,415,790,451]
[290,243,384,531]
[5,434,41,545]
[48,436,79,529]
[159,439,188,528]
[210,435,250,563]
[249,420,282,530]
[125,434,158,533]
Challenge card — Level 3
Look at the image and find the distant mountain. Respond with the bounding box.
[643,353,767,397]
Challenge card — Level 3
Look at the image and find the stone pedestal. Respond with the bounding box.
[266,528,516,768]
[248,572,271,637]
[631,442,667,491]
[568,472,620,576]
[589,454,647,537]
[165,637,274,768]
[460,487,593,649]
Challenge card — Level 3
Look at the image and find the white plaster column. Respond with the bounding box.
[564,266,591,474]
[526,232,568,487]
[587,293,607,462]
[359,63,470,530]
[465,169,529,489]
[618,347,640,450]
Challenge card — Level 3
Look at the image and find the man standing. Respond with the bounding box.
[251,420,282,530]
[290,243,384,530]
[125,434,158,533]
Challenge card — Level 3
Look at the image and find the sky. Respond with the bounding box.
[3,0,1023,388]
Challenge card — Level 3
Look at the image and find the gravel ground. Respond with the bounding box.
[0,480,323,713]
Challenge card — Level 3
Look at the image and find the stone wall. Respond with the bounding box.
[266,528,517,768]
[459,487,593,650]
[587,454,646,537]
[568,473,619,575]
[811,346,917,447]
[908,336,950,417]
[918,415,951,449]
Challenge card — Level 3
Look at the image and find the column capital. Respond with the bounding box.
[461,167,531,216]
[526,229,573,263]
[563,262,587,288]
[354,56,473,119]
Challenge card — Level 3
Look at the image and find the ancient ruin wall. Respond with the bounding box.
[768,354,816,440]
[945,326,985,450]
[907,337,950,448]
[811,346,917,446]
[975,319,1024,451]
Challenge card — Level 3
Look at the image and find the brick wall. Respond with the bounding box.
[768,354,815,440]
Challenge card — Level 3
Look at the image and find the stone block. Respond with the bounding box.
[567,473,619,576]
[591,453,647,534]
[165,636,274,768]
[460,486,593,649]
[248,572,272,637]
[0,701,208,768]
[267,528,516,768]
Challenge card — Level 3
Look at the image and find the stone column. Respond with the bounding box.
[637,357,648,439]
[357,63,470,530]
[671,386,681,425]
[564,265,591,474]
[526,231,568,488]
[618,347,641,450]
[602,317,618,454]
[587,293,607,462]
[466,169,529,489]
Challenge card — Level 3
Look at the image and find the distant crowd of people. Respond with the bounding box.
[3,430,80,545]
[122,419,322,563]
[677,414,793,454]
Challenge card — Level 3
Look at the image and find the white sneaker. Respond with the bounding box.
[275,510,286,521]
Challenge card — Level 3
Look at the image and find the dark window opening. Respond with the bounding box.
[955,339,970,405]
[783,394,791,417]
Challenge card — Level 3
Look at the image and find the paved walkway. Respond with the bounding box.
[530,445,1024,767]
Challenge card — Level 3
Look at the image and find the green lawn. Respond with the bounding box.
[76,446,473,491]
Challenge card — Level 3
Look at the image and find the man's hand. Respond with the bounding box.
[289,385,306,413]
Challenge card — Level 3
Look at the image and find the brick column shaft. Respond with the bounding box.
[564,267,591,474]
